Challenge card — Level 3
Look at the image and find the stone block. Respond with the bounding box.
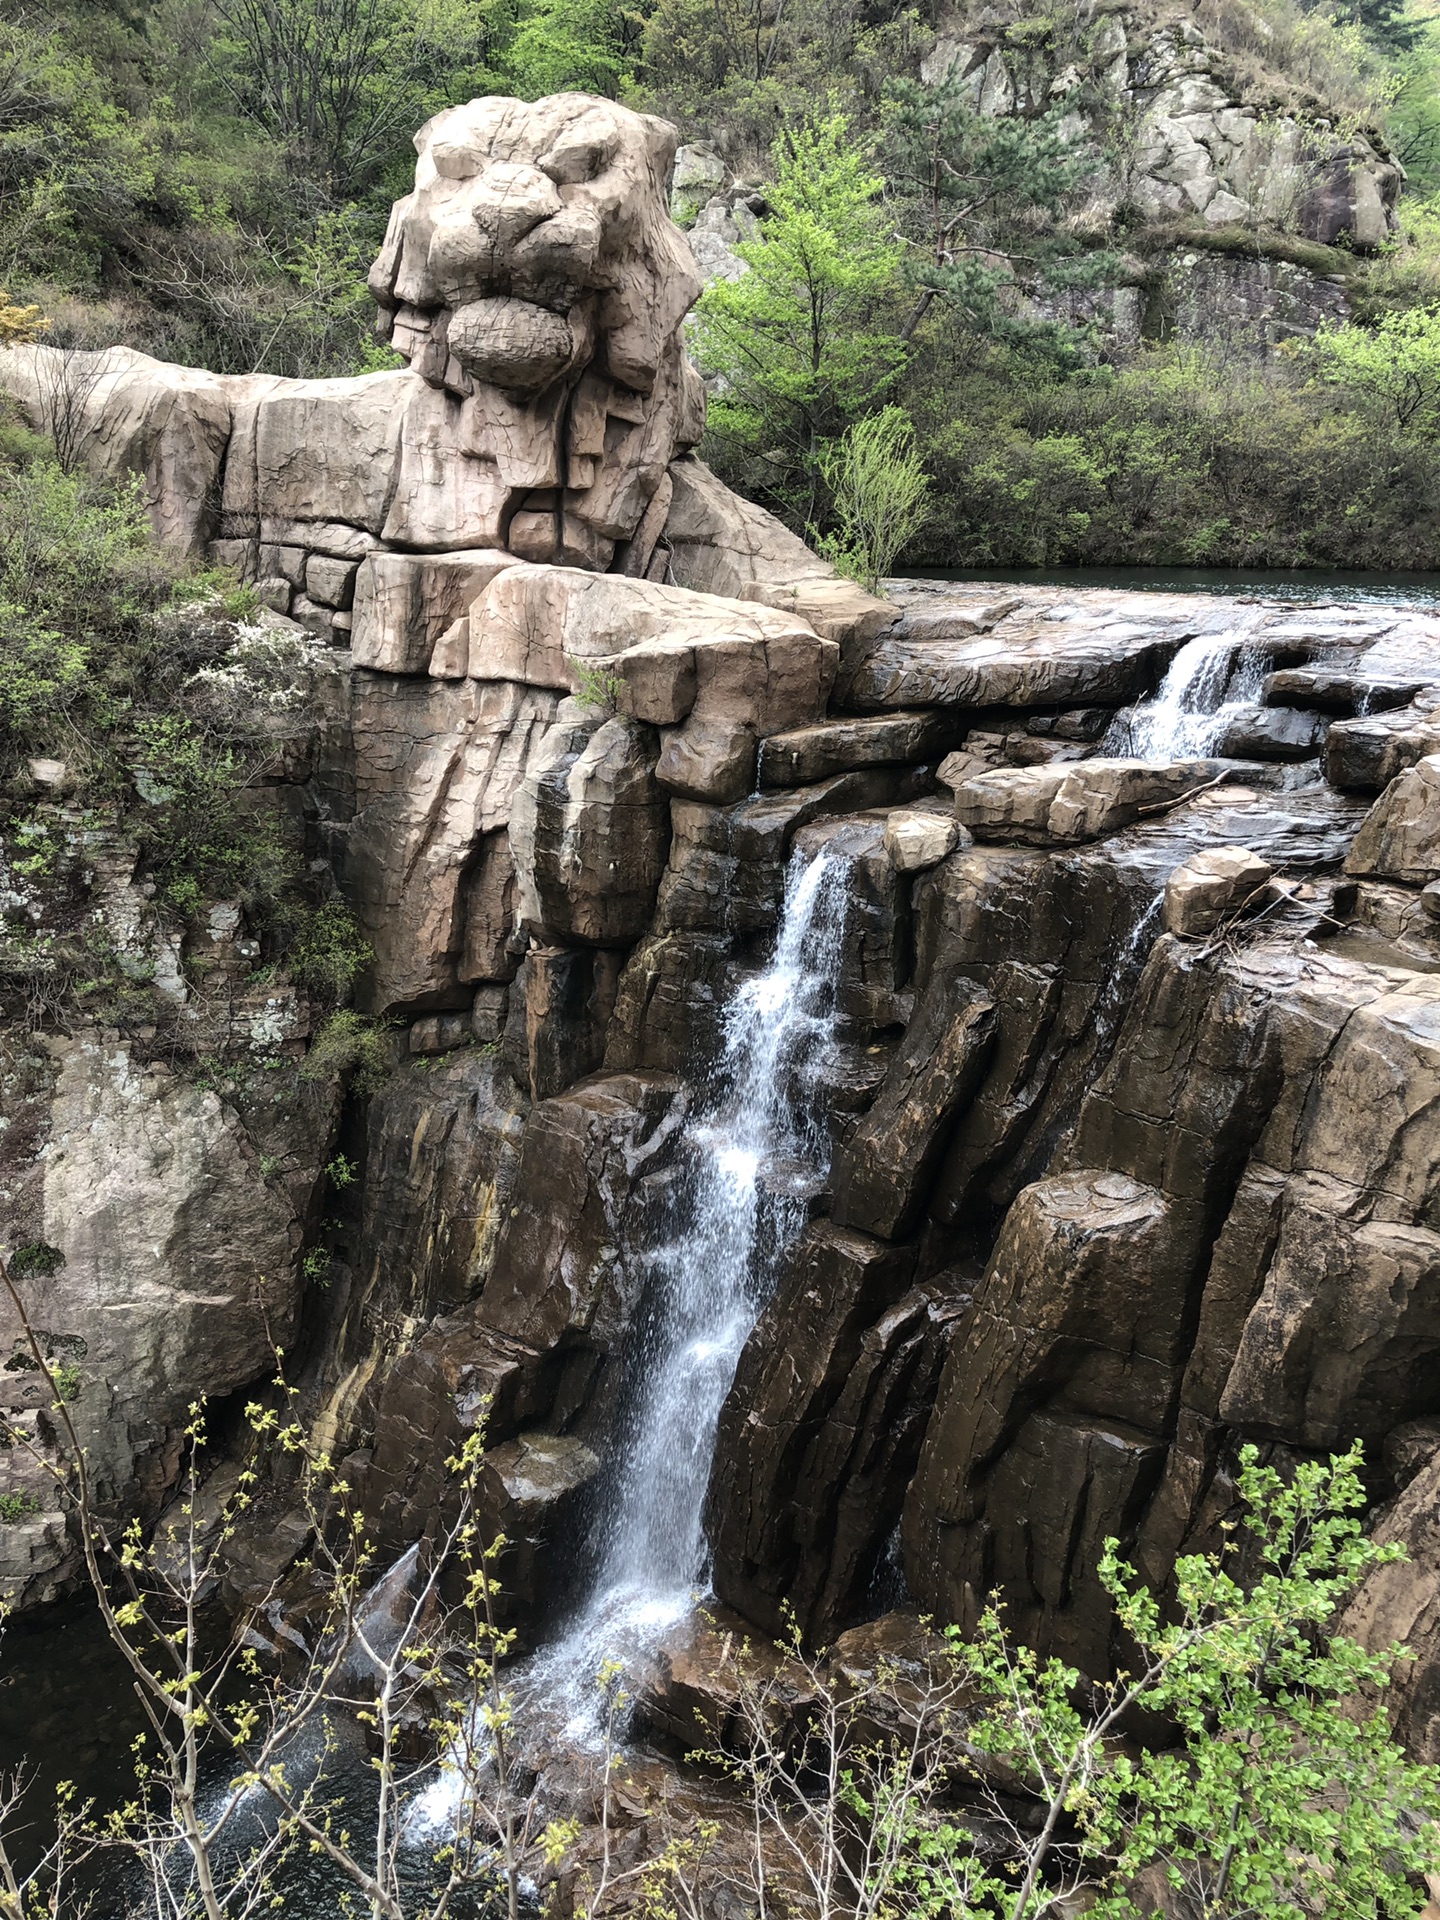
[351,548,514,675]
[1347,754,1440,885]
[656,717,757,802]
[305,554,358,610]
[954,758,1216,846]
[760,710,960,788]
[883,809,963,874]
[1162,846,1273,938]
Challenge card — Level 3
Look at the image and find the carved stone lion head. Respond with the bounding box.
[368,93,707,572]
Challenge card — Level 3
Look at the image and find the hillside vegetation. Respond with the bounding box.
[7,0,1440,566]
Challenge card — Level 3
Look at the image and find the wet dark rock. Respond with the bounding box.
[1216,703,1326,761]
[831,973,996,1240]
[707,1225,925,1640]
[477,1431,601,1627]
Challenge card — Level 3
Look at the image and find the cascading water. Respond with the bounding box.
[539,847,849,1717]
[581,847,849,1638]
[1108,634,1266,759]
[410,848,850,1824]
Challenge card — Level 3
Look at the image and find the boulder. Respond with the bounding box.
[350,549,514,673]
[0,345,243,557]
[251,370,414,537]
[1346,754,1440,884]
[662,455,833,599]
[953,759,1215,846]
[1326,699,1440,793]
[635,1605,817,1751]
[1344,1447,1440,1761]
[883,808,963,874]
[467,563,837,738]
[476,1071,685,1366]
[842,613,1181,711]
[905,1170,1199,1670]
[510,709,670,945]
[760,711,960,788]
[1162,846,1273,938]
[1216,703,1325,761]
[521,946,624,1099]
[655,716,757,803]
[831,973,997,1240]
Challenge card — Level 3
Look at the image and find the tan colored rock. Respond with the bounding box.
[347,674,560,1012]
[251,370,413,535]
[1344,1447,1440,1760]
[663,455,831,597]
[350,548,514,673]
[905,1170,1197,1671]
[1346,753,1440,884]
[0,1037,328,1603]
[466,562,837,734]
[883,809,962,873]
[0,344,240,557]
[954,758,1215,846]
[656,716,756,802]
[510,708,669,945]
[305,553,358,609]
[1162,845,1272,937]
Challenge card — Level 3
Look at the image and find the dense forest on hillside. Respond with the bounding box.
[10,0,1440,566]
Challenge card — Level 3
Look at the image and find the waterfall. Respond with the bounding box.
[1109,635,1265,759]
[584,847,849,1630]
[410,848,851,1818]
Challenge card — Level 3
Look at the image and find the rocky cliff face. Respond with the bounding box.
[7,90,1440,1771]
[675,2,1399,351]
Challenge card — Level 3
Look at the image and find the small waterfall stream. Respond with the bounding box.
[539,846,850,1719]
[1108,633,1266,759]
[412,848,851,1823]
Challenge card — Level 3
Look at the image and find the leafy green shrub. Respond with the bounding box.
[287,899,373,1007]
[0,1492,41,1523]
[569,657,625,714]
[301,1010,391,1098]
[814,407,931,590]
[1307,301,1440,433]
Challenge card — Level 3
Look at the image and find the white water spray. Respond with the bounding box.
[409,849,850,1824]
[1110,634,1265,759]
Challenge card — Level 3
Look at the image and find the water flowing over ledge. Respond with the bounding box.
[412,849,851,1829]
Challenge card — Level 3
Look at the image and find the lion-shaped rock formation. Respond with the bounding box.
[0,94,824,612]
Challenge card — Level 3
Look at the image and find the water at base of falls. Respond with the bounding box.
[410,849,851,1828]
[1107,633,1266,760]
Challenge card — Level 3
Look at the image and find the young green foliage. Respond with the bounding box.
[814,406,931,590]
[692,114,908,523]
